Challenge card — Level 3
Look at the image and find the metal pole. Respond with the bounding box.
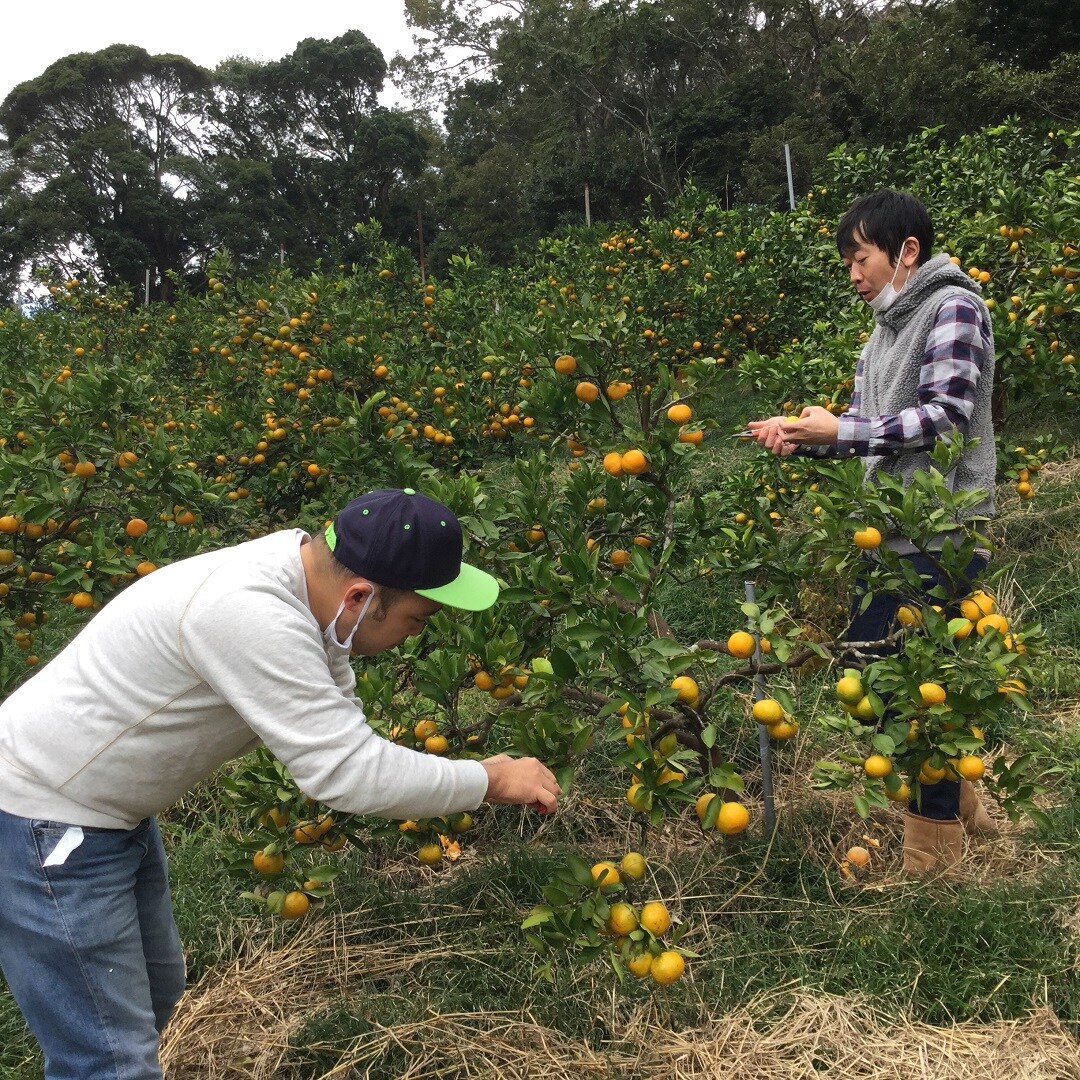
[144,268,150,305]
[784,142,796,211]
[417,208,426,283]
[745,580,776,834]
[584,182,591,228]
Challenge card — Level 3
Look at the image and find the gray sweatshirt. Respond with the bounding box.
[0,530,488,829]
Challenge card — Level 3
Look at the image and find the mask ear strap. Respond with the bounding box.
[891,239,914,289]
[340,587,377,650]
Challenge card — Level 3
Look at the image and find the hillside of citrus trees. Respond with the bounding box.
[1,119,1077,981]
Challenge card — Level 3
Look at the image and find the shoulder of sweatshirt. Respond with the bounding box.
[173,531,355,715]
[137,530,307,612]
[175,530,316,641]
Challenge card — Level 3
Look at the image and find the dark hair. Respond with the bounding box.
[836,189,934,266]
[370,585,413,622]
[313,529,355,582]
[312,530,415,619]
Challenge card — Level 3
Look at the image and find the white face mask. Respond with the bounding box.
[868,247,912,314]
[323,588,376,653]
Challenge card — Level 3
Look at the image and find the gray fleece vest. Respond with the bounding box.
[858,253,996,551]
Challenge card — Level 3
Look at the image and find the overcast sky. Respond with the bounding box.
[0,1,418,107]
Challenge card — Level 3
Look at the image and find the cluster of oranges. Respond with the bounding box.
[1005,444,1049,501]
[836,669,988,798]
[408,721,451,756]
[750,697,799,743]
[246,805,354,920]
[551,354,707,463]
[896,588,1015,645]
[473,664,529,701]
[623,707,687,811]
[601,448,649,477]
[400,812,473,866]
[591,853,687,986]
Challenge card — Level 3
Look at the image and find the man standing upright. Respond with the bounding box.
[749,189,999,872]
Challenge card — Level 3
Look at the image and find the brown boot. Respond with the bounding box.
[903,812,964,874]
[958,780,999,837]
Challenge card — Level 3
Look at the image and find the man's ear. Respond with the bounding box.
[900,236,920,266]
[344,580,375,610]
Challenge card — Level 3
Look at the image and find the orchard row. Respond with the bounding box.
[0,119,1071,980]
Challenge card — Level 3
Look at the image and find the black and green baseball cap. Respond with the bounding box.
[325,488,499,611]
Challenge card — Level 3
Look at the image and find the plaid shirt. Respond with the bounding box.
[830,295,991,456]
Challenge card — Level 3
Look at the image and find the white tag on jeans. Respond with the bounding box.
[42,826,84,867]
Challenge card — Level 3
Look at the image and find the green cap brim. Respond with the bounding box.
[416,562,500,611]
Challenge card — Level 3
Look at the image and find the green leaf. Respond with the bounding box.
[548,647,578,681]
[500,587,538,602]
[304,865,340,883]
[566,853,595,887]
[610,576,642,603]
[870,733,896,755]
[521,905,555,929]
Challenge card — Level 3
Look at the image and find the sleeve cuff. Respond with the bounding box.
[835,414,871,455]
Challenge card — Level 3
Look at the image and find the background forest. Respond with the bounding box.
[1,0,1078,302]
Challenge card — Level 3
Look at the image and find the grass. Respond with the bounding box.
[154,791,1080,1077]
[0,999,41,1079]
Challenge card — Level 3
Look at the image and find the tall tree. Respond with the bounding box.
[955,0,1080,71]
[403,0,797,249]
[0,45,210,299]
[202,31,431,270]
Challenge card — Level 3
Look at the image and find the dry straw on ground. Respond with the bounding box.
[160,700,1079,1078]
[160,907,1080,1080]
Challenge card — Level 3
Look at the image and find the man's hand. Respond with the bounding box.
[747,406,839,456]
[778,405,839,446]
[481,754,560,812]
[746,415,800,456]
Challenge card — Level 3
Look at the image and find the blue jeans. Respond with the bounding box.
[0,810,186,1080]
[845,551,989,821]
